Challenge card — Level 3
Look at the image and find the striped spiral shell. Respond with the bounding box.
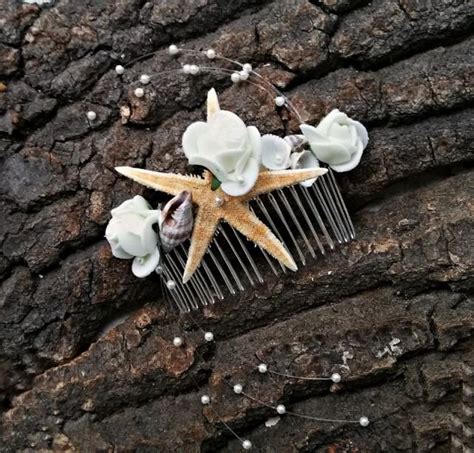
[284,134,307,151]
[159,191,194,253]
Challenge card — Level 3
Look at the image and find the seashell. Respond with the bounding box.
[160,190,194,252]
[290,150,320,187]
[261,134,291,170]
[284,134,307,151]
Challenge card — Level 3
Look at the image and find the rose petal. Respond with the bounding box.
[182,121,208,159]
[234,147,252,176]
[221,157,259,196]
[215,147,251,175]
[327,122,352,144]
[105,220,134,259]
[196,133,235,172]
[261,134,291,170]
[131,195,152,212]
[111,198,135,216]
[330,142,364,172]
[299,124,320,143]
[209,110,246,131]
[140,213,159,255]
[188,154,229,182]
[316,109,346,135]
[354,120,369,148]
[116,213,149,256]
[131,247,160,278]
[247,126,262,162]
[208,110,247,150]
[311,141,351,166]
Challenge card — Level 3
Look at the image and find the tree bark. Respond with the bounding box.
[0,0,473,451]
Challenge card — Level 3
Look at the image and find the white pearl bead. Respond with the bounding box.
[201,395,210,405]
[276,404,286,415]
[233,384,243,394]
[243,63,252,73]
[206,49,216,59]
[115,65,125,75]
[231,72,240,83]
[275,96,285,107]
[155,265,163,274]
[257,363,268,373]
[173,337,183,347]
[182,64,191,74]
[134,87,144,98]
[242,440,252,450]
[166,280,177,290]
[239,70,249,81]
[215,195,224,207]
[331,373,341,383]
[86,111,96,121]
[204,332,214,342]
[189,64,200,75]
[359,416,369,427]
[140,74,150,84]
[168,44,179,55]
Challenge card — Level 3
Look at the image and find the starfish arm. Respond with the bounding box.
[244,168,328,200]
[183,208,219,283]
[115,167,208,196]
[225,202,297,272]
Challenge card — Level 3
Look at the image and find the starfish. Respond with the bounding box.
[115,166,327,283]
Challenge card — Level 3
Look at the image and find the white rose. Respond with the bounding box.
[105,195,161,278]
[182,110,261,196]
[300,109,368,172]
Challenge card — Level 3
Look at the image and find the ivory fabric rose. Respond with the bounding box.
[105,195,161,278]
[182,110,261,196]
[300,109,368,172]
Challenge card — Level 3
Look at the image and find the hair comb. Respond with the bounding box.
[105,44,370,449]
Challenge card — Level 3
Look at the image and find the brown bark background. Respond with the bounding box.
[1,0,473,451]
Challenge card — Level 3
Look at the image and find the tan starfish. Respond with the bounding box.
[115,166,327,283]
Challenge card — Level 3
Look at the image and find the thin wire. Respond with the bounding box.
[179,311,365,426]
[180,48,304,123]
[265,369,332,381]
[123,46,304,123]
[170,303,252,449]
[284,411,362,424]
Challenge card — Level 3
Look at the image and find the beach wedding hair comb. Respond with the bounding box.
[104,44,370,450]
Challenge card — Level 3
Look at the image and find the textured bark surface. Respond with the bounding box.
[1,0,473,451]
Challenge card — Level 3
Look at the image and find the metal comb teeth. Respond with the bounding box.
[163,169,354,312]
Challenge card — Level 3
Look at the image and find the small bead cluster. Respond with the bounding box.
[231,63,252,84]
[103,44,290,130]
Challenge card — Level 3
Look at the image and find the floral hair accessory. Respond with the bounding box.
[300,109,368,172]
[182,89,262,196]
[105,195,161,277]
[105,45,369,287]
[100,44,372,450]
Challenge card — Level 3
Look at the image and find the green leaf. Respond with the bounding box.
[211,175,221,191]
